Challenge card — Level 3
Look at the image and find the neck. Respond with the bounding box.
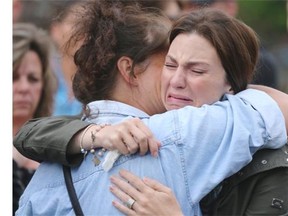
[111,76,151,114]
[110,72,166,115]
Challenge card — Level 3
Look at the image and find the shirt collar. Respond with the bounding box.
[86,100,150,119]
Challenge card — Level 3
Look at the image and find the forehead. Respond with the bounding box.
[16,50,43,74]
[168,33,219,63]
[170,33,213,50]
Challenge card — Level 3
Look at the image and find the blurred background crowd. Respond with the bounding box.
[13,0,288,94]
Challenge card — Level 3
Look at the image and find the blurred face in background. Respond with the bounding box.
[13,0,23,23]
[13,50,43,121]
[161,33,232,110]
[50,3,82,89]
[211,0,238,17]
[163,0,182,20]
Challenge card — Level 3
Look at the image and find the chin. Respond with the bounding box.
[13,111,32,120]
[165,104,183,111]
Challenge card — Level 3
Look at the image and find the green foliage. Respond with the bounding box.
[237,0,287,46]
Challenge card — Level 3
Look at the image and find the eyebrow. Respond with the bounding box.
[165,55,176,63]
[166,55,209,68]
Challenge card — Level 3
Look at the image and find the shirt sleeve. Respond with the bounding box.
[146,89,287,203]
[13,115,90,166]
[235,89,287,148]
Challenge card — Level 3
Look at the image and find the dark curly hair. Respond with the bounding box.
[65,0,171,107]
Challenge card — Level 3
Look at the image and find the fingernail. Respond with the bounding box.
[153,151,158,157]
[112,201,116,206]
[109,185,115,191]
[157,141,161,147]
[110,176,115,182]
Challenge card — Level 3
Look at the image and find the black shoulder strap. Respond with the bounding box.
[63,165,84,216]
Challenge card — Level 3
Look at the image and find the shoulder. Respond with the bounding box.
[230,143,288,185]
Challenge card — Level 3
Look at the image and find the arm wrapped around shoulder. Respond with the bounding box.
[235,88,287,149]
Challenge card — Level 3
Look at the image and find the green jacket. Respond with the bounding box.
[13,115,89,166]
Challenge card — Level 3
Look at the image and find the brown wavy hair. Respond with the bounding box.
[170,8,260,93]
[13,23,57,117]
[65,0,171,107]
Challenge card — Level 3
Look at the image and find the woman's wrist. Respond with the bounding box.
[67,124,96,155]
[79,124,111,155]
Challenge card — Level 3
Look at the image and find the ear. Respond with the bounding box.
[225,85,234,95]
[227,87,234,94]
[117,56,138,86]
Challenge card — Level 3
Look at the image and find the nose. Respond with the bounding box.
[14,77,30,93]
[170,68,186,89]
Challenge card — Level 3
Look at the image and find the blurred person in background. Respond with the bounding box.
[13,0,23,23]
[16,0,83,115]
[138,0,182,20]
[180,0,238,17]
[14,0,183,116]
[13,22,57,215]
[48,0,84,115]
[179,0,281,89]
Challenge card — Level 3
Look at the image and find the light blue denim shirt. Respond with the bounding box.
[16,89,287,216]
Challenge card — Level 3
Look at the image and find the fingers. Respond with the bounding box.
[110,174,140,215]
[127,126,148,155]
[118,169,150,193]
[114,169,170,194]
[120,130,140,154]
[143,177,171,193]
[112,199,135,216]
[96,118,160,157]
[129,118,161,157]
[110,171,142,201]
[110,170,183,216]
[98,126,130,155]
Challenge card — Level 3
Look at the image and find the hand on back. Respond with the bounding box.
[94,118,161,156]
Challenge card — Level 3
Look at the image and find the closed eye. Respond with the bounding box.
[164,63,177,69]
[192,70,205,74]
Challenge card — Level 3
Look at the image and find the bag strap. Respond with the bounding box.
[63,165,84,216]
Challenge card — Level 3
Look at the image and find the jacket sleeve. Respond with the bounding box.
[13,115,90,167]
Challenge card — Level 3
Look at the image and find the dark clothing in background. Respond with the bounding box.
[252,47,280,89]
[200,144,288,215]
[13,160,34,215]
